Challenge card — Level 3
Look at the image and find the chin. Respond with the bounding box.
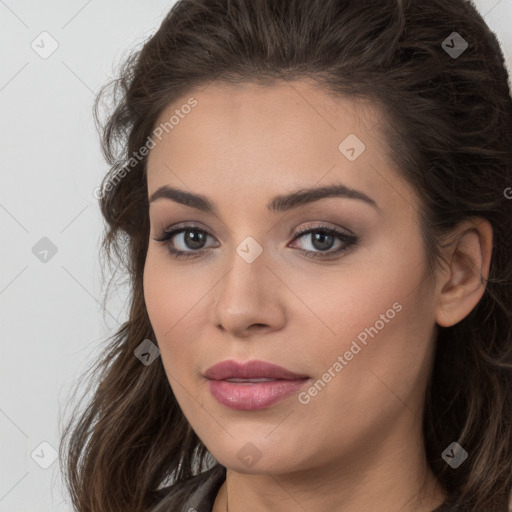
[209,443,304,476]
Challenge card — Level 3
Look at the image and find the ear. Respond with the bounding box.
[435,217,493,328]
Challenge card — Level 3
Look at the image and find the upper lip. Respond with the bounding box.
[204,359,309,380]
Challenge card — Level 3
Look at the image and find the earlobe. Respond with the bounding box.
[434,218,493,328]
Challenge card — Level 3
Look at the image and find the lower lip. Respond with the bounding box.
[207,378,310,410]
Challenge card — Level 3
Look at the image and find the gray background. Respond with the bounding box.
[1,1,511,510]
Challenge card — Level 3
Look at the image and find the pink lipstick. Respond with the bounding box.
[204,359,310,410]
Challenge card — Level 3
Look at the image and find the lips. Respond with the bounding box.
[204,360,310,410]
[203,359,309,381]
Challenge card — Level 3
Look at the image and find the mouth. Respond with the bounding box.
[203,359,310,410]
[224,378,281,382]
[203,359,309,381]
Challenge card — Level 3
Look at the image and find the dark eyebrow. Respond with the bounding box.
[149,183,379,214]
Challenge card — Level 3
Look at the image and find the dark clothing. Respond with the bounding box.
[151,464,226,512]
[150,464,467,512]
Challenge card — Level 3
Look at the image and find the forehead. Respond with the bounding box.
[145,79,414,212]
[148,79,381,154]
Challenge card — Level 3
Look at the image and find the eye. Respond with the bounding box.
[153,224,218,259]
[152,223,358,260]
[289,224,358,259]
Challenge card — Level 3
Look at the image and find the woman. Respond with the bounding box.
[59,0,512,511]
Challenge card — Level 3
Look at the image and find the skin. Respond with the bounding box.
[143,79,493,512]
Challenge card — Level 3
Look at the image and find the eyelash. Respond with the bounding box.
[153,223,358,260]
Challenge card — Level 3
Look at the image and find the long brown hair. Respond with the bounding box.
[59,0,512,510]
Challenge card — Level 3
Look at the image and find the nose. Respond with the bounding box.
[210,244,286,337]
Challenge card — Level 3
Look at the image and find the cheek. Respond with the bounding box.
[143,255,174,334]
[294,237,433,410]
[144,251,202,334]
[143,251,210,374]
[297,249,423,350]
[311,281,433,427]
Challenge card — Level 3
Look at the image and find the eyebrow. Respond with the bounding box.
[149,183,379,214]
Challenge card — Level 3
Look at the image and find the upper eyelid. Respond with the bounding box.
[155,223,354,244]
[155,221,350,235]
[153,224,358,262]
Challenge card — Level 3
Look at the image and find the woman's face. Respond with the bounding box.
[144,79,439,475]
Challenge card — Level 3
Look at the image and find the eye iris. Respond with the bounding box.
[185,230,206,250]
[311,232,334,251]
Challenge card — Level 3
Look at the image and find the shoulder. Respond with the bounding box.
[150,464,226,512]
